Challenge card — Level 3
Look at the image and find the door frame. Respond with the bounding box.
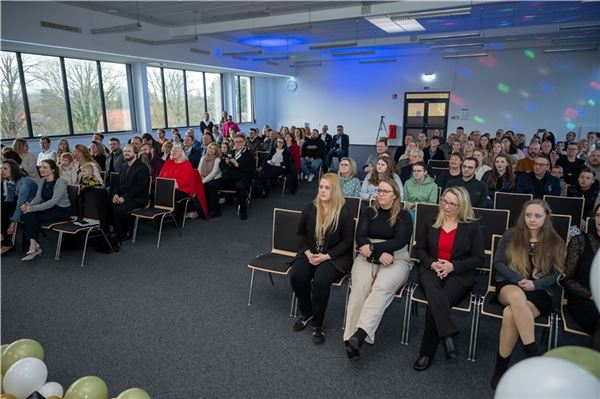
[402,91,450,141]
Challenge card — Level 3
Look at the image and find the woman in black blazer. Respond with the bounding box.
[261,136,292,196]
[290,173,354,344]
[413,186,485,371]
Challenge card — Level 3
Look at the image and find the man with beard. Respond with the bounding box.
[140,143,165,178]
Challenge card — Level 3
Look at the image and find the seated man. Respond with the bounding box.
[139,143,165,178]
[327,125,349,171]
[183,134,202,169]
[515,142,540,173]
[363,138,391,173]
[399,148,433,183]
[516,154,561,199]
[246,128,263,155]
[447,156,489,208]
[111,144,150,241]
[219,134,256,220]
[423,136,445,163]
[301,129,326,182]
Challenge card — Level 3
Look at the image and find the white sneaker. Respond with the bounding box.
[308,174,315,182]
[21,248,42,261]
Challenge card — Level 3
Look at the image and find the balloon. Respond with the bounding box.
[63,376,108,399]
[1,345,8,357]
[1,395,17,399]
[544,346,600,379]
[116,388,150,399]
[2,358,47,399]
[1,340,44,375]
[38,382,64,399]
[591,251,600,310]
[495,357,600,398]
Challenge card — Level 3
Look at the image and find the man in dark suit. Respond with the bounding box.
[111,144,150,240]
[320,124,333,171]
[183,134,202,168]
[219,133,256,220]
[106,137,123,175]
[327,124,350,171]
[447,157,489,208]
[200,112,214,135]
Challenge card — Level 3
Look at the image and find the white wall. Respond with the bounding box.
[273,50,600,145]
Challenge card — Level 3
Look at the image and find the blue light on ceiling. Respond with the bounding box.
[240,36,305,47]
[488,42,505,50]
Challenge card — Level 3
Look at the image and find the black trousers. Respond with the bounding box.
[22,205,71,242]
[418,269,471,357]
[220,177,252,212]
[567,296,600,350]
[1,200,16,246]
[262,165,285,190]
[112,200,145,237]
[203,179,221,215]
[289,257,344,327]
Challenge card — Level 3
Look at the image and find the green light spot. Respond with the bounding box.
[474,116,485,124]
[497,83,510,94]
[588,99,596,106]
[566,122,576,130]
[524,49,535,59]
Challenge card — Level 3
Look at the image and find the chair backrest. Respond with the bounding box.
[550,214,571,244]
[410,202,439,259]
[488,234,503,291]
[473,207,510,253]
[99,170,107,186]
[67,184,80,216]
[272,208,302,255]
[428,159,449,168]
[494,192,533,228]
[437,186,442,203]
[79,187,107,221]
[544,195,584,227]
[154,177,176,210]
[344,197,361,221]
[109,172,119,194]
[257,151,269,169]
[430,167,447,180]
[586,217,592,234]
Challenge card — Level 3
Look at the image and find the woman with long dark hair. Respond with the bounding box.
[482,154,516,202]
[490,200,565,388]
[360,157,403,201]
[290,173,354,344]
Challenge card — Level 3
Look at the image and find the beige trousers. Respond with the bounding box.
[343,246,411,343]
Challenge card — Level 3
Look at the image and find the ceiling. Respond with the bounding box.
[66,1,600,63]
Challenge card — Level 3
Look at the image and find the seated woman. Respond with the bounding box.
[198,143,222,184]
[290,173,354,344]
[403,161,438,219]
[567,168,599,225]
[73,144,103,185]
[482,154,515,203]
[161,141,173,161]
[1,160,38,255]
[261,136,291,196]
[563,203,600,350]
[90,140,107,172]
[473,149,492,180]
[413,186,484,371]
[490,199,565,388]
[436,152,463,190]
[337,157,361,198]
[360,157,403,202]
[158,145,196,218]
[344,179,412,360]
[58,153,79,185]
[20,160,71,261]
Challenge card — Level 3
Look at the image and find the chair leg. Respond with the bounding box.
[467,294,480,362]
[80,229,93,267]
[268,273,275,286]
[100,229,114,253]
[171,213,182,236]
[181,199,190,227]
[281,177,286,197]
[342,280,350,330]
[157,214,167,248]
[54,231,64,261]
[403,284,415,345]
[248,269,255,306]
[132,217,139,243]
[289,292,296,317]
[469,295,482,361]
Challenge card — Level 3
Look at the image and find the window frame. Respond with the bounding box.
[234,75,255,124]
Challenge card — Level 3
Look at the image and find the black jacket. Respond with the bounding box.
[400,163,434,184]
[200,120,214,134]
[423,147,446,163]
[295,202,355,273]
[301,137,326,160]
[221,148,256,182]
[106,149,124,174]
[331,133,350,153]
[447,176,490,208]
[185,147,202,169]
[320,133,333,152]
[115,158,150,207]
[415,216,485,287]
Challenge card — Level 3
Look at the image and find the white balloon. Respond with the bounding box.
[39,381,64,398]
[495,357,600,399]
[591,251,600,311]
[2,357,47,399]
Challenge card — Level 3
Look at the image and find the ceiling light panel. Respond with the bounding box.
[365,16,404,33]
[395,19,425,32]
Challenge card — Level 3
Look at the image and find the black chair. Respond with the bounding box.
[50,187,113,267]
[256,151,270,171]
[560,291,591,339]
[344,196,361,221]
[550,214,571,244]
[409,202,438,259]
[428,159,450,168]
[41,184,80,230]
[494,192,533,227]
[99,170,107,186]
[470,235,558,361]
[108,172,119,195]
[131,177,181,248]
[472,207,509,271]
[544,195,584,227]
[430,167,447,180]
[586,217,592,234]
[247,208,302,312]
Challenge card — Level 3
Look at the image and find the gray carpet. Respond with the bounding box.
[1,181,588,398]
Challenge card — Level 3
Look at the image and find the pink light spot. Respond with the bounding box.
[591,81,600,90]
[450,94,466,107]
[478,54,498,68]
[444,22,455,26]
[564,107,579,119]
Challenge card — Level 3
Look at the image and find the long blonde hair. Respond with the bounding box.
[433,186,476,228]
[371,179,403,226]
[314,173,346,247]
[506,200,565,279]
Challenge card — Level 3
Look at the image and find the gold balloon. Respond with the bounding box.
[47,397,61,399]
[64,376,108,399]
[0,394,17,399]
[1,339,44,374]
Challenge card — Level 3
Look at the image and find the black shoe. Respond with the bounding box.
[442,336,458,359]
[491,352,511,389]
[345,340,360,361]
[413,356,431,371]
[312,326,325,345]
[240,211,248,220]
[293,316,313,332]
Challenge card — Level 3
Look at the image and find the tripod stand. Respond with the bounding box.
[376,115,388,141]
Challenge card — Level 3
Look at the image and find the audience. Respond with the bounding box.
[301,129,326,182]
[482,154,516,203]
[183,134,202,169]
[557,142,585,185]
[284,133,301,178]
[490,200,565,389]
[360,157,403,202]
[436,153,463,190]
[56,139,70,163]
[567,168,599,224]
[399,148,432,183]
[261,136,292,197]
[90,140,107,172]
[171,129,183,146]
[106,137,124,175]
[319,125,333,171]
[217,134,255,220]
[585,148,600,179]
[403,161,438,217]
[36,136,57,166]
[140,143,165,178]
[223,115,240,138]
[328,125,350,171]
[158,145,197,220]
[550,165,568,196]
[12,138,38,180]
[396,141,418,170]
[577,139,590,161]
[246,128,263,155]
[447,157,489,208]
[58,153,78,185]
[424,136,445,163]
[439,134,455,160]
[161,142,173,161]
[364,138,391,174]
[337,157,361,198]
[515,142,540,173]
[515,155,560,199]
[73,144,103,185]
[289,173,354,344]
[413,186,485,371]
[156,128,168,145]
[394,134,416,164]
[473,149,491,180]
[200,112,214,135]
[130,136,143,153]
[79,164,102,188]
[540,140,559,167]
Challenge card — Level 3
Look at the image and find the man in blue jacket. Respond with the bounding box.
[516,154,560,199]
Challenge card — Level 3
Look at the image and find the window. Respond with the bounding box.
[147,67,222,129]
[0,51,27,139]
[235,75,254,123]
[0,51,134,140]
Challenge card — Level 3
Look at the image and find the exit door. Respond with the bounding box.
[403,92,450,141]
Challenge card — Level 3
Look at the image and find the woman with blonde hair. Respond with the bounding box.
[11,138,38,179]
[337,157,361,197]
[490,199,565,388]
[73,144,103,185]
[413,186,485,371]
[344,178,413,360]
[90,140,107,171]
[290,173,354,344]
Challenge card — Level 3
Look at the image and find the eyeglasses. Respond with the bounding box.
[534,162,549,167]
[340,163,350,167]
[377,189,394,195]
[442,199,459,208]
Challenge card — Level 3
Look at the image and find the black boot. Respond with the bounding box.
[523,342,538,358]
[490,352,511,389]
[346,328,367,360]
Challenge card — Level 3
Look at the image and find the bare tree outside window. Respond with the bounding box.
[0,51,27,139]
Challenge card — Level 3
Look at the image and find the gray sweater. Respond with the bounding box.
[29,178,71,212]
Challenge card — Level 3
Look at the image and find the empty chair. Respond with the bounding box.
[494,192,532,227]
[409,202,438,259]
[472,207,510,271]
[344,196,361,221]
[550,214,571,243]
[544,195,584,227]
